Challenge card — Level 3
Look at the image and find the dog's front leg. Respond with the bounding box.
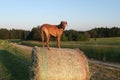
[57,37,61,48]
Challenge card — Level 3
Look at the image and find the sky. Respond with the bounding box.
[0,0,120,31]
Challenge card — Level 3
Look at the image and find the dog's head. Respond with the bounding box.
[60,21,67,29]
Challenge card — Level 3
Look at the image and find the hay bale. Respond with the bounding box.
[30,47,89,80]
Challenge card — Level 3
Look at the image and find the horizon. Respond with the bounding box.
[0,26,119,32]
[0,0,120,31]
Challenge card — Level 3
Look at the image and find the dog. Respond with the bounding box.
[40,21,67,50]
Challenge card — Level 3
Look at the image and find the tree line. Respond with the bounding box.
[26,27,120,41]
[0,27,120,41]
[89,27,120,38]
[0,28,30,40]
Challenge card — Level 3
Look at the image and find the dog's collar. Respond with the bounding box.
[57,25,65,30]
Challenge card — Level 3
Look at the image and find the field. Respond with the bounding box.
[0,40,31,80]
[21,37,120,63]
[0,37,120,80]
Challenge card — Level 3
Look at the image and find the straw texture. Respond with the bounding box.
[30,47,89,80]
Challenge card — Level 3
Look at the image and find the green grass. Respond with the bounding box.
[0,62,13,80]
[0,40,31,80]
[80,46,120,62]
[21,41,41,47]
[20,37,120,63]
[0,39,120,80]
[63,38,120,62]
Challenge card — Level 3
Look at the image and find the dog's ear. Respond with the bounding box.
[60,21,63,25]
[61,21,67,26]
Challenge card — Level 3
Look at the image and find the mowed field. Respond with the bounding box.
[0,37,120,80]
[0,41,32,80]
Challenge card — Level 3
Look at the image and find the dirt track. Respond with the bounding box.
[89,59,120,70]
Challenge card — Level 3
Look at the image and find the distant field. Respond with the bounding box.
[0,40,120,80]
[20,37,120,63]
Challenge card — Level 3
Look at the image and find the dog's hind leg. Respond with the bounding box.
[41,30,44,48]
[46,34,50,50]
[43,29,50,50]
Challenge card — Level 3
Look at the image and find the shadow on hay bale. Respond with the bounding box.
[30,46,89,80]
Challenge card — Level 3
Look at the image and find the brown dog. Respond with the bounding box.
[40,21,67,50]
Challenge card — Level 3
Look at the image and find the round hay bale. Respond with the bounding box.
[30,47,89,80]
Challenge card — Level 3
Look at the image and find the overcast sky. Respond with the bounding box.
[0,0,120,31]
